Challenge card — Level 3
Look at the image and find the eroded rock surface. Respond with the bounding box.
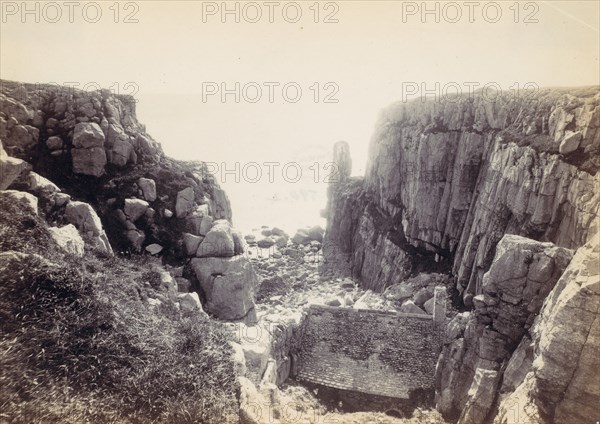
[191,255,258,322]
[325,88,599,299]
[435,234,573,422]
[493,232,600,424]
[324,87,600,423]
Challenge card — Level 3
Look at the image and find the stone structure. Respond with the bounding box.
[296,287,446,400]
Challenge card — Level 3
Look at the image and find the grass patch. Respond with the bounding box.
[0,198,239,423]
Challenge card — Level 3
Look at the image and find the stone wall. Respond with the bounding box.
[296,297,445,399]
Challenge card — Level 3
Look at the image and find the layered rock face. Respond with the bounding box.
[435,235,574,422]
[325,87,599,300]
[0,80,256,323]
[493,232,600,424]
[324,87,600,423]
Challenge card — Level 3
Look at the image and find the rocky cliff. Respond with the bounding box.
[325,87,599,299]
[0,80,258,322]
[324,87,600,423]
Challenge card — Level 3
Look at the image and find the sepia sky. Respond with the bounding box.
[2,1,599,231]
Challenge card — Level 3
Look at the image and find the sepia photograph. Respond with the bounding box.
[0,1,598,423]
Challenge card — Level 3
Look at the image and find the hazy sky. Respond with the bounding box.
[2,1,598,231]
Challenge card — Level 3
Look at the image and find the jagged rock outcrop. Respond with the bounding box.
[325,88,599,299]
[324,87,600,422]
[0,80,232,258]
[435,234,573,422]
[0,142,30,190]
[0,80,255,324]
[71,122,107,177]
[493,232,600,424]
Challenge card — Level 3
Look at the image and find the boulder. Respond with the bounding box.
[65,201,103,236]
[123,198,149,221]
[72,122,105,148]
[232,231,245,255]
[385,283,417,302]
[0,95,32,123]
[256,237,275,249]
[178,292,204,313]
[164,209,173,218]
[274,235,288,248]
[0,154,30,190]
[95,233,113,255]
[156,270,178,300]
[423,297,435,314]
[559,130,582,154]
[190,255,258,321]
[137,177,157,202]
[4,124,38,151]
[271,227,287,237]
[64,200,112,255]
[196,219,235,257]
[145,243,163,255]
[47,224,84,257]
[53,192,71,207]
[399,300,428,315]
[2,190,38,214]
[27,172,60,195]
[185,204,213,236]
[176,187,195,218]
[46,136,63,150]
[109,137,134,167]
[230,341,247,376]
[413,286,434,307]
[208,184,232,221]
[340,279,355,289]
[183,233,203,256]
[239,376,262,424]
[326,298,342,307]
[135,133,160,155]
[72,146,107,177]
[126,229,145,251]
[307,225,324,242]
[291,230,311,245]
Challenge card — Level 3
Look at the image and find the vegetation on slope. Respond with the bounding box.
[0,195,239,423]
